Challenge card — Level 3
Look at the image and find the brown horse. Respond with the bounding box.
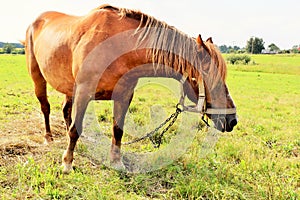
[24,5,237,173]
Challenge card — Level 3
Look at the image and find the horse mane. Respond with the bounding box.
[203,42,227,88]
[98,5,227,85]
[97,4,147,22]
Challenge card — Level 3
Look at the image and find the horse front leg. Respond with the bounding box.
[111,86,135,170]
[62,85,91,174]
[111,117,124,169]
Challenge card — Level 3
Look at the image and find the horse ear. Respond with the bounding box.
[206,37,213,44]
[196,34,204,46]
[197,34,210,53]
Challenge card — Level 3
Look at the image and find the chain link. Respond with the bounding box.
[122,104,183,148]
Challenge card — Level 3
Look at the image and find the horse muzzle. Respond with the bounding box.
[211,113,238,132]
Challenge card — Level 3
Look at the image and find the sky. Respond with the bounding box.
[0,0,299,49]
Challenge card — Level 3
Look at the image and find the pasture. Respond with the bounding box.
[0,54,299,199]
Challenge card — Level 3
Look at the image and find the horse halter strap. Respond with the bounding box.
[179,74,205,113]
[179,74,236,115]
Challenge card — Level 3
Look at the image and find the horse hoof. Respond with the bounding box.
[62,163,73,174]
[43,138,53,145]
[44,135,53,145]
[111,160,126,171]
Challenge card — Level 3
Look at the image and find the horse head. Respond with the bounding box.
[195,34,238,132]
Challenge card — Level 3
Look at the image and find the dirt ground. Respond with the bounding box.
[0,111,66,167]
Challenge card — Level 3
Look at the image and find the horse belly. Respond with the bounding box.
[43,66,75,96]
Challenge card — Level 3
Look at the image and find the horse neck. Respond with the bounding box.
[142,49,201,82]
[144,46,203,82]
[134,22,202,78]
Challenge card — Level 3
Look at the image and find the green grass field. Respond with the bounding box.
[0,54,299,199]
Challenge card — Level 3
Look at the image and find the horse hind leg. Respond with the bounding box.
[62,95,73,131]
[27,59,52,144]
[32,75,52,144]
[25,29,52,144]
[37,93,52,144]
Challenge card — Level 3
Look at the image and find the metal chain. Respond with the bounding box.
[122,104,183,148]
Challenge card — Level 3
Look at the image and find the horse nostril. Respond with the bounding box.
[229,118,237,128]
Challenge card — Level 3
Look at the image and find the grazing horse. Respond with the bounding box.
[24,5,237,173]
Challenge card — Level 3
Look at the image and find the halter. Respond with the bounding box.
[179,74,236,116]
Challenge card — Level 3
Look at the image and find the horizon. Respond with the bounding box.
[1,0,299,49]
[0,40,296,51]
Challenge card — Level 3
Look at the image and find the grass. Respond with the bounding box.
[0,54,299,199]
[223,53,300,75]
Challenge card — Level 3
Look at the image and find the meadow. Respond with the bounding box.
[0,54,299,199]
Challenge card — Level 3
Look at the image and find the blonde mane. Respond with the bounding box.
[202,42,227,88]
[100,5,227,86]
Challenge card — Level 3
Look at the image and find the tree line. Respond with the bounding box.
[219,37,299,54]
[0,43,25,54]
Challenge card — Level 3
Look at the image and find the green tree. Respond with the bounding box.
[291,45,300,53]
[219,45,241,53]
[268,43,280,52]
[2,43,16,54]
[246,37,265,54]
[219,45,228,53]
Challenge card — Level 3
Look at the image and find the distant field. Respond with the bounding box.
[0,54,299,199]
[224,53,300,75]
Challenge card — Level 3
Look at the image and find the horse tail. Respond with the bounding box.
[24,23,47,92]
[19,40,25,46]
[24,25,37,72]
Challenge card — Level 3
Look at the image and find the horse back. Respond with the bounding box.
[25,7,141,96]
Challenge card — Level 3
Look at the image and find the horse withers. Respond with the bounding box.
[23,5,237,173]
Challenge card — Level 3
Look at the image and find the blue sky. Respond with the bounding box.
[1,0,299,49]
